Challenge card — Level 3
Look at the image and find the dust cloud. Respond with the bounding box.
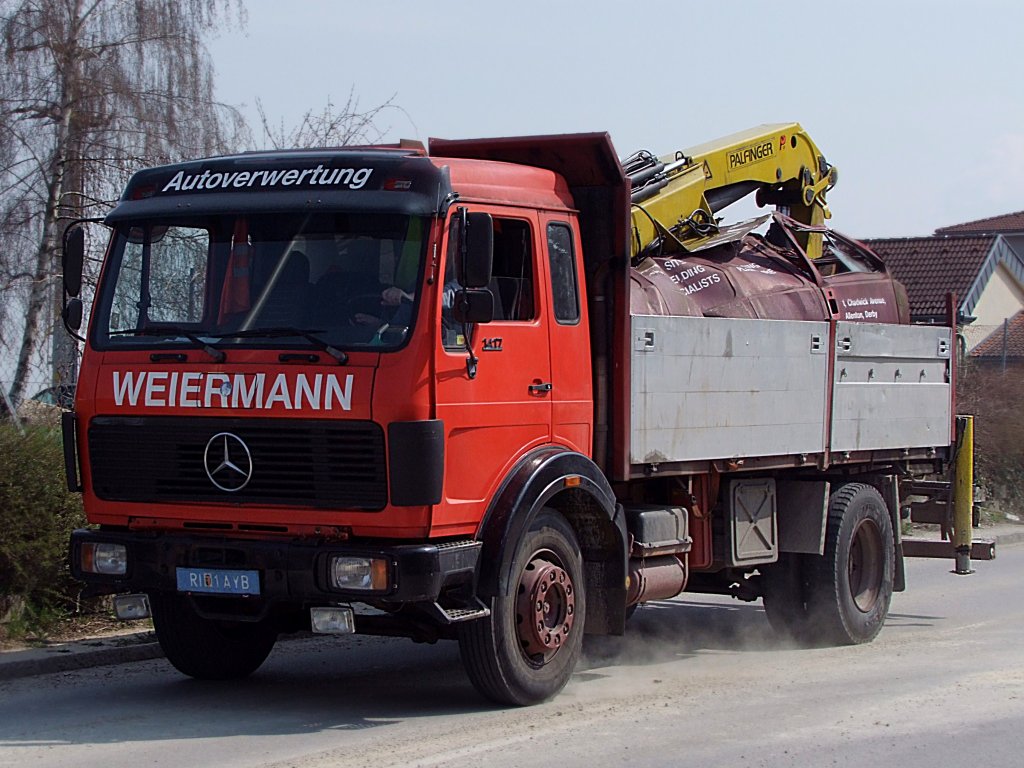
[580,594,803,673]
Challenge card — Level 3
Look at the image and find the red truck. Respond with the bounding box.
[63,124,961,705]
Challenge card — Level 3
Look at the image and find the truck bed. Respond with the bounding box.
[629,315,952,470]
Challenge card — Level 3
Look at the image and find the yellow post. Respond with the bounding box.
[952,415,974,574]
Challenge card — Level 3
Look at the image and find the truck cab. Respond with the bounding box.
[67,140,629,702]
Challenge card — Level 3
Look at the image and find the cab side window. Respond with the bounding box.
[489,218,534,322]
[546,223,579,324]
[442,215,535,349]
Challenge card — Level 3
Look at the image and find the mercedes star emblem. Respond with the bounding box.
[203,432,253,492]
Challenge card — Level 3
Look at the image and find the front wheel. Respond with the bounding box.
[458,508,585,706]
[150,593,278,680]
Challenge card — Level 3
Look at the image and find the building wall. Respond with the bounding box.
[964,262,1024,349]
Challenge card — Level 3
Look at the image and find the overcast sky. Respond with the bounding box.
[208,0,1023,239]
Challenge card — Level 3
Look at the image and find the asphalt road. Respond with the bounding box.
[2,546,1022,768]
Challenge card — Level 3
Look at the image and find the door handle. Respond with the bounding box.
[529,382,553,394]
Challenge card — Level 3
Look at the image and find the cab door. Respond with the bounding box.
[432,208,552,533]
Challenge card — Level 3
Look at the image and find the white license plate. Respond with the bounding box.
[176,567,260,595]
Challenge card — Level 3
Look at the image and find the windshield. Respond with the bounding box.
[94,212,427,352]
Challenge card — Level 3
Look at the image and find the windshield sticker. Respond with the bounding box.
[112,371,353,411]
[161,165,373,193]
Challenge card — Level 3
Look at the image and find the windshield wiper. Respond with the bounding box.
[213,327,349,365]
[109,326,226,362]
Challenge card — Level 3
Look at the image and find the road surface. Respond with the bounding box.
[2,546,1022,768]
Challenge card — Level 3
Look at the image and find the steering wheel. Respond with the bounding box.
[341,292,386,323]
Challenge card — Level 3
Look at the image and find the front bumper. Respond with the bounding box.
[70,529,481,606]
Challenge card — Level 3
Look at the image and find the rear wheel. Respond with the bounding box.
[809,483,894,644]
[458,508,585,705]
[762,482,894,645]
[150,593,278,680]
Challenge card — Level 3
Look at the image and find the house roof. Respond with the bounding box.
[971,311,1024,359]
[936,210,1024,235]
[864,235,997,318]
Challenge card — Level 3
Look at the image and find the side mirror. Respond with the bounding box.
[459,210,493,289]
[62,297,83,332]
[63,225,85,298]
[452,288,494,324]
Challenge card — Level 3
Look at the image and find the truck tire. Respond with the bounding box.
[150,593,278,680]
[806,482,894,644]
[458,508,585,706]
[763,483,894,646]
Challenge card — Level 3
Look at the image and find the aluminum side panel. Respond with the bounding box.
[630,316,829,464]
[830,322,952,452]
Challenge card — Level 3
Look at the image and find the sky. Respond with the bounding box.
[8,0,1021,396]
[207,0,1024,240]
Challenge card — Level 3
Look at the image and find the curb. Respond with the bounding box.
[0,634,163,683]
[987,529,1024,546]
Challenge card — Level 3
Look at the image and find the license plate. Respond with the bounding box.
[176,567,260,596]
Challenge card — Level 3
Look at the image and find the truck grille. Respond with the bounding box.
[88,416,387,510]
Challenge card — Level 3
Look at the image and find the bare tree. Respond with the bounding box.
[0,0,248,405]
[256,89,413,150]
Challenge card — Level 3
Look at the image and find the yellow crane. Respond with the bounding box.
[625,122,838,260]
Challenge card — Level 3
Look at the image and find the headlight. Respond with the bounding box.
[310,606,355,634]
[329,556,388,591]
[113,594,151,620]
[80,542,128,575]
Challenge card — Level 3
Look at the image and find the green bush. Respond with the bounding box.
[0,424,86,632]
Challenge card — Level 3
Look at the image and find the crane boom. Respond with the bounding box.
[626,123,838,260]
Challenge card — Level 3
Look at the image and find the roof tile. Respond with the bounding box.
[863,235,996,317]
[936,211,1024,235]
[971,311,1024,359]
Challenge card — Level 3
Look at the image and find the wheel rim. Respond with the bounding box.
[515,551,576,661]
[848,518,883,612]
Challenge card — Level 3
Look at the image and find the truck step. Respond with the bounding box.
[426,598,491,624]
